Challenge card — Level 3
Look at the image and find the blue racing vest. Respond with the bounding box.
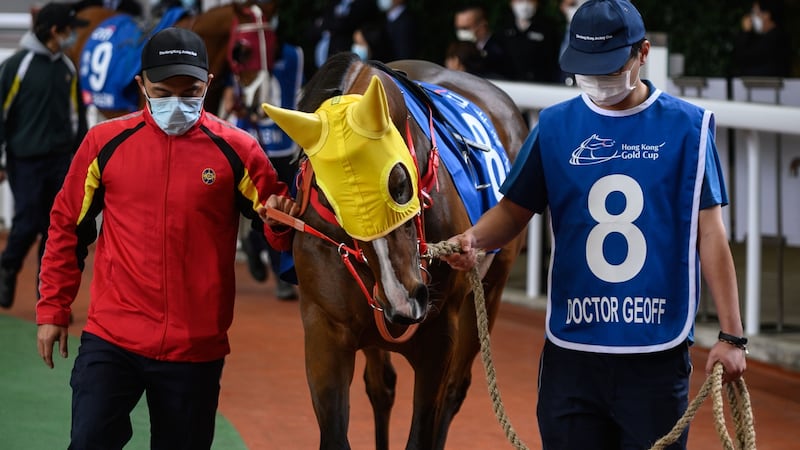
[511,87,718,353]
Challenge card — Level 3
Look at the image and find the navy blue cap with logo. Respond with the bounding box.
[141,27,209,82]
[559,0,645,75]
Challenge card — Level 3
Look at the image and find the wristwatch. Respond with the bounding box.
[718,331,748,352]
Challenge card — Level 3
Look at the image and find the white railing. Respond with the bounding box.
[0,13,30,29]
[491,79,800,336]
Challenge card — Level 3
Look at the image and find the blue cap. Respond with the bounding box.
[559,0,645,75]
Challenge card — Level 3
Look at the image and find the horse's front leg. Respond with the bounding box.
[401,313,456,450]
[362,347,396,450]
[431,257,514,449]
[302,305,358,450]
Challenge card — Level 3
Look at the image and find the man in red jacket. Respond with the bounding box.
[36,27,298,449]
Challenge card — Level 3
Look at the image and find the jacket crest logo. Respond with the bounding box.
[201,168,216,185]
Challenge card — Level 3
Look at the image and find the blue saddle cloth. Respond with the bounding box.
[79,8,187,111]
[395,79,512,224]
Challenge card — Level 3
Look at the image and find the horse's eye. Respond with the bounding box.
[232,41,253,64]
[388,163,413,205]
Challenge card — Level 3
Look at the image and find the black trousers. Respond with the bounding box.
[537,339,691,450]
[1,153,72,272]
[69,332,225,450]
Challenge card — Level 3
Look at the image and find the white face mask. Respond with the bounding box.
[751,13,764,33]
[145,90,206,136]
[456,28,477,43]
[575,69,638,106]
[512,1,536,21]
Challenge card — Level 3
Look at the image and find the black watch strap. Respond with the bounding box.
[718,331,748,351]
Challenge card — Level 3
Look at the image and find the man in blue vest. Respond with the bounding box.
[442,1,747,448]
[0,2,88,309]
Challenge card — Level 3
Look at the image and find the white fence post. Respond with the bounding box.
[746,130,762,336]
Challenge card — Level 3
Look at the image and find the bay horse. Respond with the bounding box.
[262,53,528,449]
[67,0,278,119]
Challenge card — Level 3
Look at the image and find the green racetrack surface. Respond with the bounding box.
[0,314,248,450]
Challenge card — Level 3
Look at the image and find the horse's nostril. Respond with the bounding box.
[411,284,428,306]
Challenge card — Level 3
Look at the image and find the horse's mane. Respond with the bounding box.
[298,52,362,113]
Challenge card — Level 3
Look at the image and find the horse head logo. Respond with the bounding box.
[570,133,619,166]
[262,76,420,240]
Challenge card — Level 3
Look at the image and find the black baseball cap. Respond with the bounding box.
[34,2,89,30]
[559,0,646,75]
[141,27,209,82]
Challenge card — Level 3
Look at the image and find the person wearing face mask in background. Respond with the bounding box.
[0,2,88,309]
[351,19,392,62]
[441,1,747,448]
[733,0,792,77]
[454,4,512,79]
[496,0,562,83]
[36,27,299,449]
[309,0,381,70]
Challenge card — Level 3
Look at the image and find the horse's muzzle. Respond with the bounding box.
[385,283,429,325]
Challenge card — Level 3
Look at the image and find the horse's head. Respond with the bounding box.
[263,76,431,325]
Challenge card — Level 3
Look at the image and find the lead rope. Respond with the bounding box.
[425,241,528,450]
[650,362,756,450]
[426,241,756,450]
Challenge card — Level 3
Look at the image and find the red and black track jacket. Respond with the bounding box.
[37,108,292,362]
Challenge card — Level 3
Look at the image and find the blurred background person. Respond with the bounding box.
[444,39,511,80]
[733,0,792,77]
[454,4,512,79]
[0,2,88,309]
[351,19,392,62]
[380,0,418,60]
[497,0,562,83]
[444,40,485,73]
[310,0,381,69]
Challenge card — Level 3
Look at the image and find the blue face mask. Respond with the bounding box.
[351,44,369,61]
[145,90,205,136]
[59,31,77,51]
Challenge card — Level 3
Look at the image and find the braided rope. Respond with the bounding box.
[426,241,756,450]
[426,241,528,450]
[649,363,756,450]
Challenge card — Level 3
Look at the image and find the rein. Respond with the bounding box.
[266,207,419,343]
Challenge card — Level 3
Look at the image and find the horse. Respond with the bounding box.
[261,53,529,449]
[67,0,278,119]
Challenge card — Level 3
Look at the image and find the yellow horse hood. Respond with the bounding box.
[262,76,420,241]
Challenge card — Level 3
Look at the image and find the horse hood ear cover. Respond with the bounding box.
[262,76,420,240]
